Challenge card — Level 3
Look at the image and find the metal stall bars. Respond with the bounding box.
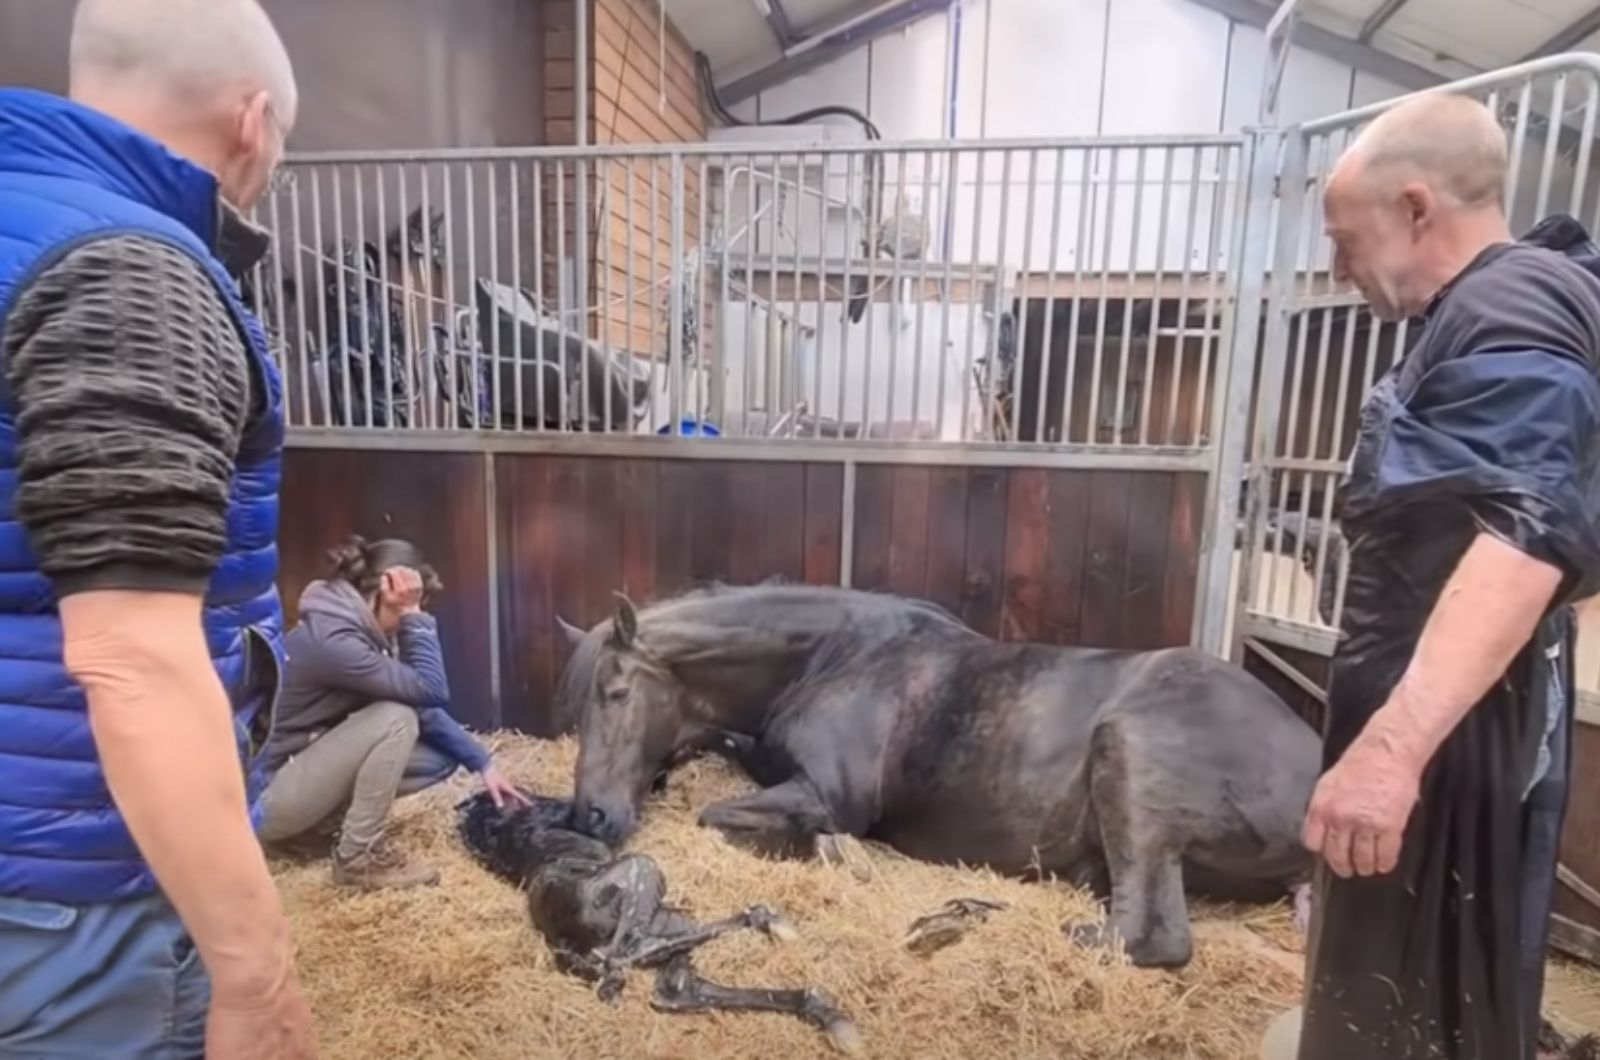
[252,135,1245,464]
[1229,54,1600,716]
[249,134,1250,649]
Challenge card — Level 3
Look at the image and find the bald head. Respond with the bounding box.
[1323,93,1513,321]
[69,0,297,210]
[1333,93,1508,210]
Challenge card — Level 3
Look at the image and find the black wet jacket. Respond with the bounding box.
[1301,219,1600,1060]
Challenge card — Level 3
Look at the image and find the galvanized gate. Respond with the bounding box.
[1232,54,1600,716]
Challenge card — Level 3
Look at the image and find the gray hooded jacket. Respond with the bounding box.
[260,579,490,775]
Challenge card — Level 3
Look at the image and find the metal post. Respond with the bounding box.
[1194,127,1288,657]
[575,0,591,429]
[839,459,858,587]
[1259,0,1303,126]
[575,0,590,148]
[484,451,502,718]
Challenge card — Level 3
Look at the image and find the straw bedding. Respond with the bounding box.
[267,735,1353,1059]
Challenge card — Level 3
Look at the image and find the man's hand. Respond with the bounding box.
[481,763,531,811]
[380,567,425,616]
[1302,721,1423,878]
[207,956,317,1059]
[61,591,316,1057]
[1303,532,1564,879]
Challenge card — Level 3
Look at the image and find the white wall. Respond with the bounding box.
[733,0,1414,142]
[719,0,1419,282]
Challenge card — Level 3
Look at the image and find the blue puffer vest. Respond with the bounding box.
[0,89,286,904]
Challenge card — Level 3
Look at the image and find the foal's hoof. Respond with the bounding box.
[904,898,1007,956]
[814,834,873,882]
[596,970,627,1003]
[824,1014,865,1056]
[800,989,864,1056]
[748,905,800,943]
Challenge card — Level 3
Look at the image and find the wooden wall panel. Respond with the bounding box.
[852,466,1205,648]
[279,449,495,731]
[496,456,844,733]
[280,452,1205,722]
[1554,722,1600,938]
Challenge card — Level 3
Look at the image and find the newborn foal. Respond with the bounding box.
[456,792,860,1052]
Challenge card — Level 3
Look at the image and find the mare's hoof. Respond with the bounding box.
[904,898,1007,956]
[1063,920,1191,969]
[814,834,873,882]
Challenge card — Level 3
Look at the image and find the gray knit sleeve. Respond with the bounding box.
[2,234,253,596]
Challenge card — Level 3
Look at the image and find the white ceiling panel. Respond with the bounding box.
[667,0,780,79]
[1312,0,1389,23]
[1373,0,1567,68]
[782,0,869,27]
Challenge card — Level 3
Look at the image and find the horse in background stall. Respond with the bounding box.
[556,584,1322,969]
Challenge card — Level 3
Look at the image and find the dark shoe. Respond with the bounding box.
[331,836,441,891]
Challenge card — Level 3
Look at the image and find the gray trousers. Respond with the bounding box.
[257,702,457,856]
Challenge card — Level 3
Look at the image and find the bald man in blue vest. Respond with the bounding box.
[0,0,314,1055]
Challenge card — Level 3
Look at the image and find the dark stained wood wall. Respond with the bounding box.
[281,448,1207,736]
[850,466,1204,650]
[1555,721,1600,940]
[495,457,844,734]
[279,450,496,731]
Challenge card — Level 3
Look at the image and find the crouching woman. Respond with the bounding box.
[258,536,525,889]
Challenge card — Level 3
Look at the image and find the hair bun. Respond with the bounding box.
[327,535,371,584]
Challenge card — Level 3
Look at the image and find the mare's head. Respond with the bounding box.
[571,594,702,844]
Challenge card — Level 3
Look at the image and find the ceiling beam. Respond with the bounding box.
[1182,0,1445,93]
[1521,3,1600,62]
[718,0,956,105]
[1357,0,1410,43]
[755,0,802,48]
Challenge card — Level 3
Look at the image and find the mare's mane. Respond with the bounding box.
[550,583,973,726]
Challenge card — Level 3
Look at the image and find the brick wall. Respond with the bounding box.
[541,0,709,367]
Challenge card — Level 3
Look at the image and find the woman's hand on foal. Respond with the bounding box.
[481,763,531,810]
[380,567,426,615]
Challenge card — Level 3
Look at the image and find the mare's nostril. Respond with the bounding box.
[586,805,609,835]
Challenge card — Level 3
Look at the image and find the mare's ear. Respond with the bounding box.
[610,592,640,650]
[556,615,587,647]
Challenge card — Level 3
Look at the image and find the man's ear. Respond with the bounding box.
[1400,181,1436,230]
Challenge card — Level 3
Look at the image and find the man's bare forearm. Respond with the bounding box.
[61,591,293,1001]
[1364,532,1563,771]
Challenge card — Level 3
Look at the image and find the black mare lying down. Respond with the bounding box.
[560,584,1322,969]
[455,791,861,1052]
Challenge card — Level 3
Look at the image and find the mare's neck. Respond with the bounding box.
[658,605,832,735]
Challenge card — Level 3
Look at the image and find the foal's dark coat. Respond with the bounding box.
[564,585,1322,969]
[456,791,859,1049]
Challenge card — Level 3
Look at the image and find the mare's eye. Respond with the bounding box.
[604,686,629,705]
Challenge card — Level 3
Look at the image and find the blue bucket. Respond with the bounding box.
[658,416,721,437]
